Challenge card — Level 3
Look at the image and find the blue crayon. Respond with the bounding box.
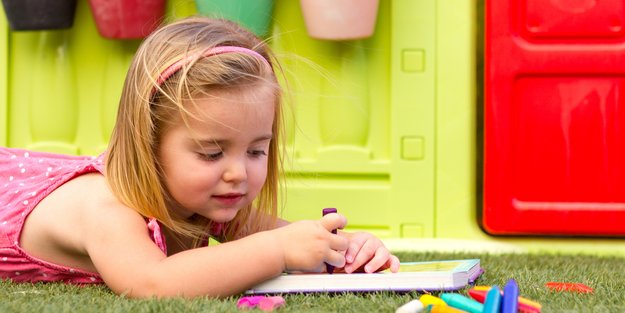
[440,293,483,313]
[483,285,502,313]
[502,279,519,313]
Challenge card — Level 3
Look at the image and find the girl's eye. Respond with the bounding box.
[199,151,223,161]
[248,150,267,157]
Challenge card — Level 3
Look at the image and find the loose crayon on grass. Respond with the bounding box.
[419,294,446,307]
[430,305,468,313]
[482,286,502,313]
[395,299,424,313]
[440,293,483,313]
[468,287,541,313]
[545,282,593,293]
[502,279,519,313]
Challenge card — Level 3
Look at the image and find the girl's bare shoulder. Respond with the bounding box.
[69,173,149,232]
[37,172,141,223]
[20,172,147,273]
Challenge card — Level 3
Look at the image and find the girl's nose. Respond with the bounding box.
[223,158,247,183]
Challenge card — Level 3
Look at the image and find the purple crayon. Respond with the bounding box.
[322,208,338,274]
[502,279,519,313]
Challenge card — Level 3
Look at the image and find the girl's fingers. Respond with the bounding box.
[388,254,401,272]
[344,237,364,264]
[325,249,347,268]
[344,238,377,273]
[362,246,391,273]
[329,232,349,252]
[320,213,347,232]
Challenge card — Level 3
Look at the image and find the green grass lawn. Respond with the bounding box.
[1,252,624,312]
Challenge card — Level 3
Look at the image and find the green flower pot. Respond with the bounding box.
[194,0,274,37]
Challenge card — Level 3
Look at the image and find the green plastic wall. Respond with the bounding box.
[0,3,6,148]
[275,0,437,238]
[0,1,477,241]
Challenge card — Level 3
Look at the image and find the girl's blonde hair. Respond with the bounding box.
[106,17,283,244]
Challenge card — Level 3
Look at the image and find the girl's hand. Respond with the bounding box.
[271,213,349,273]
[340,232,400,274]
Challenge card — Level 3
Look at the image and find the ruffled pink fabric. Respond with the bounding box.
[147,218,167,254]
[0,147,168,284]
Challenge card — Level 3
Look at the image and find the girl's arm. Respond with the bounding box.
[276,217,290,228]
[82,201,347,298]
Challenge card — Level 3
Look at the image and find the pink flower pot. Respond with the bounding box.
[300,0,379,40]
[88,0,165,39]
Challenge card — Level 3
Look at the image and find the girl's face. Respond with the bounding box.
[157,85,275,223]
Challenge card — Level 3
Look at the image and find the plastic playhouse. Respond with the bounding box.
[2,0,625,255]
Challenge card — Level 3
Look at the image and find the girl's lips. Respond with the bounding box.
[212,194,244,206]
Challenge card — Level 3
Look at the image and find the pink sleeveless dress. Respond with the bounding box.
[0,147,168,284]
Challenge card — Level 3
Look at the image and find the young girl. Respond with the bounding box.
[0,17,399,298]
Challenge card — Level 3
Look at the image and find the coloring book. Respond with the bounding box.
[246,259,483,294]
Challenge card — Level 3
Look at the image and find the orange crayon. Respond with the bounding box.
[430,304,468,313]
[545,282,593,294]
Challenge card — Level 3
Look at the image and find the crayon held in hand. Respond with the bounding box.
[322,207,338,274]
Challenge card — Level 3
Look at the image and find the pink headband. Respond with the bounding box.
[153,46,272,94]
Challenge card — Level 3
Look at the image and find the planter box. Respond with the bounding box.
[300,0,379,40]
[1,0,77,31]
[89,0,165,39]
[195,0,274,37]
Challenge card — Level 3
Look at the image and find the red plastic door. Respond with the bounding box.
[483,0,625,235]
